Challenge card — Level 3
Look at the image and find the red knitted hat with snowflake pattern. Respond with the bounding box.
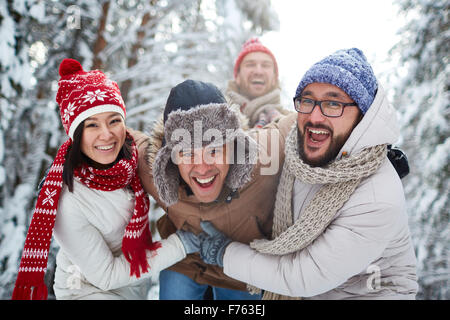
[233,37,278,78]
[56,59,126,139]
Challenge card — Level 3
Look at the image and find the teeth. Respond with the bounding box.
[309,129,329,135]
[251,80,264,84]
[195,176,215,184]
[96,144,114,150]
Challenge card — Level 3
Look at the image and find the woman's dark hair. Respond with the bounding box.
[62,121,133,192]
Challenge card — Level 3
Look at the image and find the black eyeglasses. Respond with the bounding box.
[293,97,358,118]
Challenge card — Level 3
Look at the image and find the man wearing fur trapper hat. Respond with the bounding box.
[193,48,418,299]
[129,79,296,299]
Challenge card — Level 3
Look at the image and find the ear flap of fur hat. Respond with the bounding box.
[152,145,180,207]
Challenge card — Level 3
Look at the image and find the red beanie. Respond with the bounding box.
[56,59,126,139]
[233,38,278,78]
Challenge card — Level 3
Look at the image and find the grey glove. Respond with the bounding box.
[198,221,232,267]
[176,229,201,254]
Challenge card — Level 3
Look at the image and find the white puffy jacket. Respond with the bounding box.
[53,179,186,300]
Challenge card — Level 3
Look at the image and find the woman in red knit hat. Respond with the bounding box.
[12,59,194,300]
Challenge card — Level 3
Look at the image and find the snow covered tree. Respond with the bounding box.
[391,0,449,299]
[0,0,278,299]
[0,0,60,299]
[101,0,279,131]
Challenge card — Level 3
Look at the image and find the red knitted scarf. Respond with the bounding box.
[12,133,160,300]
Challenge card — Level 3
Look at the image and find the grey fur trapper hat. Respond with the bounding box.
[153,80,258,206]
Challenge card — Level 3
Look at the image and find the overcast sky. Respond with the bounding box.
[261,0,405,106]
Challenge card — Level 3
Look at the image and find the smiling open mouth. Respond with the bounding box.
[194,175,216,188]
[308,128,330,143]
[95,143,114,151]
[251,80,265,85]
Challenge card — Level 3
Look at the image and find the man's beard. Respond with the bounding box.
[297,124,349,167]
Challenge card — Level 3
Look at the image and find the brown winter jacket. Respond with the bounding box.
[130,112,296,291]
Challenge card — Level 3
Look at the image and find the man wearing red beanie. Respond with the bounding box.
[226,38,291,128]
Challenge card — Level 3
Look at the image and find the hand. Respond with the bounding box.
[198,221,232,267]
[175,229,200,254]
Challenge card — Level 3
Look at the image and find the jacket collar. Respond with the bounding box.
[338,84,400,159]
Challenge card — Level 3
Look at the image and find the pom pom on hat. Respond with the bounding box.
[234,38,278,78]
[59,58,83,77]
[56,59,126,139]
[295,48,377,114]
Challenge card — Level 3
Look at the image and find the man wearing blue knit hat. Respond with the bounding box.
[191,48,419,299]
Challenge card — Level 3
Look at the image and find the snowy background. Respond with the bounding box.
[0,0,448,300]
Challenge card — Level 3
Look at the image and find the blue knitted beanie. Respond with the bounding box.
[295,48,377,114]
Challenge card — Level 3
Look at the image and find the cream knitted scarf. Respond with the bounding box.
[226,80,287,127]
[249,127,387,299]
